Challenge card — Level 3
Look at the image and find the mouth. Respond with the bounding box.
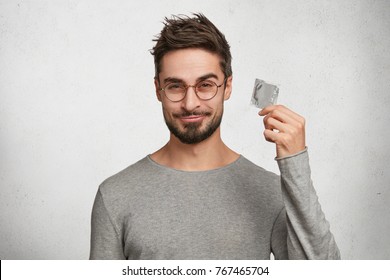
[174,111,211,123]
[180,115,205,123]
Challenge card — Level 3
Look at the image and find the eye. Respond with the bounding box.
[197,80,214,89]
[166,83,184,91]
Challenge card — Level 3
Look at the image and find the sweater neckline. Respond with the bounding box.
[145,154,244,174]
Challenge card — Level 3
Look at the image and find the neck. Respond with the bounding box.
[151,128,239,171]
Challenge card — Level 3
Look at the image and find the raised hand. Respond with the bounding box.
[259,105,306,158]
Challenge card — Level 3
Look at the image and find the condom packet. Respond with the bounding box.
[250,79,279,109]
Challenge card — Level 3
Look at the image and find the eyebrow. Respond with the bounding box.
[163,73,220,85]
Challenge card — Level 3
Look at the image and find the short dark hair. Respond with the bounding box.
[151,13,232,80]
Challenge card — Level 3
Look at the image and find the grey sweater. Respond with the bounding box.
[90,149,340,259]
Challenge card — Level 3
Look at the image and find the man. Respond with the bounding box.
[90,13,340,260]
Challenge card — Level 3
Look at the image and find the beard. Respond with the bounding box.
[163,109,223,144]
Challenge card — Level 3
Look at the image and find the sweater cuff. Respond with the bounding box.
[275,147,308,161]
[275,147,310,180]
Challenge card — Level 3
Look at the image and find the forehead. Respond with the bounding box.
[159,48,223,81]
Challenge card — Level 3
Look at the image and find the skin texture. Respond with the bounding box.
[151,48,306,170]
[259,105,306,158]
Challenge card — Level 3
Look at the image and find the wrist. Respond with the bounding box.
[275,147,308,161]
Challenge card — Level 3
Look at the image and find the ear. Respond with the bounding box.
[154,78,162,102]
[223,75,233,101]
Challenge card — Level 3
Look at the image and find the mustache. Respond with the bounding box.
[172,110,212,118]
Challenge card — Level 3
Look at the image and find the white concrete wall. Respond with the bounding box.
[1,0,389,259]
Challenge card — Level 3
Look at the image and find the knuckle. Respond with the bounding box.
[290,127,298,136]
[263,130,275,142]
[263,131,271,141]
[296,121,305,131]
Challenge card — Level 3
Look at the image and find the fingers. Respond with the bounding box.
[262,108,296,133]
[261,105,305,135]
[263,128,278,143]
[259,105,305,125]
[259,104,306,158]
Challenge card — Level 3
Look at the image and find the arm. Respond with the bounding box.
[275,149,340,259]
[261,105,340,259]
[90,189,126,260]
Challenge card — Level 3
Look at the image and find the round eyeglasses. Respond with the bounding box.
[159,79,226,102]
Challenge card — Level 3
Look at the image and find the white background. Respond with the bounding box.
[1,0,389,259]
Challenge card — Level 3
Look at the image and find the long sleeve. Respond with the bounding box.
[272,148,340,259]
[89,189,126,260]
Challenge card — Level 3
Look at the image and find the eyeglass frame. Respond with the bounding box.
[158,77,227,102]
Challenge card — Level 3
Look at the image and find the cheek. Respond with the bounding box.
[211,96,225,112]
[161,102,179,117]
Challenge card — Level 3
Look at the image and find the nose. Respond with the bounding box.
[182,86,201,111]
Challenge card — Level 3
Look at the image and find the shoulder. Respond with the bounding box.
[224,155,280,187]
[98,156,154,200]
[233,155,282,199]
[234,156,280,182]
[230,156,284,217]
